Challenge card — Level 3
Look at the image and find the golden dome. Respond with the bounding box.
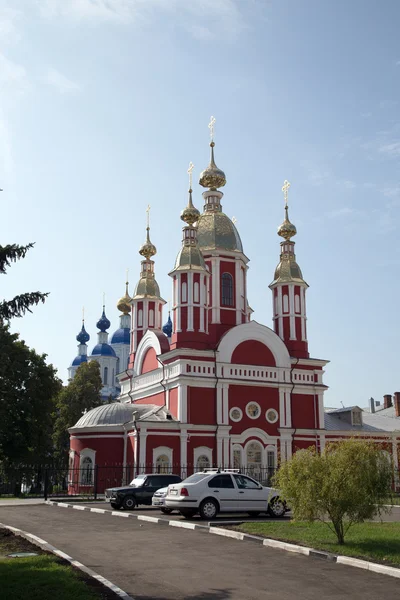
[172,243,207,272]
[180,189,200,226]
[278,206,297,241]
[117,282,132,315]
[197,211,243,253]
[199,142,226,190]
[133,274,162,299]
[139,227,157,259]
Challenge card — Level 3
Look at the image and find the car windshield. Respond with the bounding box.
[129,475,147,487]
[182,474,208,484]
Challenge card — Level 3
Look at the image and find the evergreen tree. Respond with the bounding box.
[0,243,48,320]
[0,323,62,465]
[53,361,103,460]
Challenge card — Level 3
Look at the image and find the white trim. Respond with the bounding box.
[246,401,262,420]
[216,383,223,424]
[134,330,162,375]
[194,446,213,467]
[231,428,279,445]
[217,321,291,369]
[285,391,292,427]
[222,384,229,424]
[180,433,188,466]
[178,384,187,422]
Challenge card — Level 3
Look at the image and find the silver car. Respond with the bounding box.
[152,486,174,514]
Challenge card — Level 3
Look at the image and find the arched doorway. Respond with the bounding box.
[196,455,211,471]
[246,441,263,481]
[156,454,170,473]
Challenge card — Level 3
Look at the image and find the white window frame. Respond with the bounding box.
[79,448,95,485]
[193,446,213,468]
[230,407,243,422]
[265,408,279,424]
[153,446,173,465]
[246,402,261,420]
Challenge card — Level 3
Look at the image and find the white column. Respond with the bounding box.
[318,393,325,429]
[217,436,223,466]
[279,389,286,427]
[180,430,188,474]
[222,383,229,424]
[216,382,223,424]
[285,391,292,427]
[223,437,229,469]
[199,274,205,332]
[187,272,194,331]
[289,284,296,340]
[143,299,148,332]
[139,430,147,471]
[277,286,283,339]
[165,387,170,410]
[235,260,242,325]
[178,384,187,422]
[301,286,307,342]
[319,432,326,453]
[212,257,221,323]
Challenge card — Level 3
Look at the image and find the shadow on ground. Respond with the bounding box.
[133,590,233,600]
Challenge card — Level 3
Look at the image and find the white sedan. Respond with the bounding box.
[165,469,287,520]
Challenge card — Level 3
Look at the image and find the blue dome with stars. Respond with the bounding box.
[76,322,90,344]
[96,307,111,332]
[162,313,172,338]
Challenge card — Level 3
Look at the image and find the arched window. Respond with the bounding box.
[149,309,154,327]
[233,447,242,470]
[138,309,143,327]
[196,455,210,471]
[246,441,263,480]
[221,273,234,307]
[194,282,200,303]
[156,454,170,473]
[295,294,300,313]
[182,282,187,303]
[283,294,289,313]
[81,457,93,486]
[103,367,108,385]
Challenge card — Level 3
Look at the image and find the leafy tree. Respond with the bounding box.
[0,322,62,465]
[53,361,103,460]
[0,243,48,320]
[274,439,393,544]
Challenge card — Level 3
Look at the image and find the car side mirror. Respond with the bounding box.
[258,485,263,490]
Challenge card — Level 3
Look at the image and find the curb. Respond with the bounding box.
[0,522,135,599]
[45,501,400,580]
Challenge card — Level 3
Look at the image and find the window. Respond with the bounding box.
[267,450,275,469]
[182,282,187,303]
[138,309,143,327]
[246,402,261,419]
[266,409,278,424]
[103,367,108,385]
[208,475,234,489]
[295,294,300,313]
[221,273,234,307]
[283,294,289,313]
[155,453,171,473]
[196,455,211,471]
[246,442,262,465]
[194,281,200,303]
[149,309,154,327]
[80,457,93,486]
[233,475,260,489]
[230,407,243,422]
[233,448,242,470]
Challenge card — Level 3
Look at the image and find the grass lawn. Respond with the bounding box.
[234,521,400,567]
[0,529,116,600]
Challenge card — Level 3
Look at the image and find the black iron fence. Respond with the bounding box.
[0,463,279,500]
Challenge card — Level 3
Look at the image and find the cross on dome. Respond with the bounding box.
[187,161,194,190]
[208,116,216,142]
[282,180,291,207]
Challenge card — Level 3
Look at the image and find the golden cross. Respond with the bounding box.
[187,162,194,189]
[282,180,291,207]
[126,268,129,285]
[103,292,106,307]
[82,306,85,321]
[146,204,151,229]
[232,216,237,224]
[208,115,216,141]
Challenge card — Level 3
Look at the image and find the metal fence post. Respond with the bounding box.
[44,468,48,501]
[94,464,99,500]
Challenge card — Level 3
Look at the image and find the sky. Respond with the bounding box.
[1,0,400,408]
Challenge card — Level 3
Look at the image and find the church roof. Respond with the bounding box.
[71,403,177,429]
[91,343,116,357]
[197,211,243,253]
[71,355,87,367]
[110,328,130,345]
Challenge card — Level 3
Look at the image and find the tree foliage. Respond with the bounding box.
[53,362,103,460]
[274,439,393,544]
[0,243,48,320]
[0,322,62,465]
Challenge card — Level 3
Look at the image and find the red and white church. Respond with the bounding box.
[69,126,400,492]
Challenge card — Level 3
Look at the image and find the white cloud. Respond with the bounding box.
[0,6,22,44]
[0,109,15,177]
[45,68,81,94]
[37,0,245,39]
[328,207,355,218]
[378,142,400,157]
[0,52,26,89]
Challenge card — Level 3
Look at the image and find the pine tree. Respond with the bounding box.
[0,243,48,320]
[53,361,103,460]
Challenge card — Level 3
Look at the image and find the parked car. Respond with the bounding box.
[165,469,287,520]
[152,486,174,514]
[105,473,182,510]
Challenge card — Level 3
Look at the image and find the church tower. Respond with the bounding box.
[196,117,249,345]
[129,209,165,368]
[89,305,119,399]
[110,278,132,378]
[269,181,309,359]
[68,317,90,380]
[169,163,210,350]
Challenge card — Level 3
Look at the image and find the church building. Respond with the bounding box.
[68,121,399,492]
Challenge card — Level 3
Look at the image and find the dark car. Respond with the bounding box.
[105,473,182,510]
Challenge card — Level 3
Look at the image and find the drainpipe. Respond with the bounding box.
[290,358,299,457]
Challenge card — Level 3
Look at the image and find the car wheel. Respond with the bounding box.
[110,502,119,509]
[268,497,285,518]
[122,496,136,510]
[199,498,218,520]
[247,511,260,517]
[160,508,172,514]
[179,509,196,519]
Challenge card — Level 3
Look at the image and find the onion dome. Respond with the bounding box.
[199,141,226,190]
[162,312,172,338]
[96,307,111,332]
[110,328,130,344]
[278,205,297,241]
[76,322,90,344]
[117,281,132,315]
[72,354,88,367]
[91,343,116,357]
[180,189,200,226]
[139,227,157,259]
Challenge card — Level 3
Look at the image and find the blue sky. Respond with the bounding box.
[1,0,400,408]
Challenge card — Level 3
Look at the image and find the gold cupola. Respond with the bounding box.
[199,116,226,190]
[117,280,132,315]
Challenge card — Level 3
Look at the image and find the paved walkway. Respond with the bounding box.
[0,498,45,506]
[0,504,399,599]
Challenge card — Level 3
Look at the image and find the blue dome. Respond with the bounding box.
[96,308,111,332]
[72,355,88,367]
[162,313,172,338]
[76,323,90,344]
[110,328,130,345]
[91,343,116,357]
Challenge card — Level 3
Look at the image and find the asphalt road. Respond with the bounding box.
[0,504,399,600]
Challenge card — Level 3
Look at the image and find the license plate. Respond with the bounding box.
[170,489,178,495]
[153,500,162,505]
